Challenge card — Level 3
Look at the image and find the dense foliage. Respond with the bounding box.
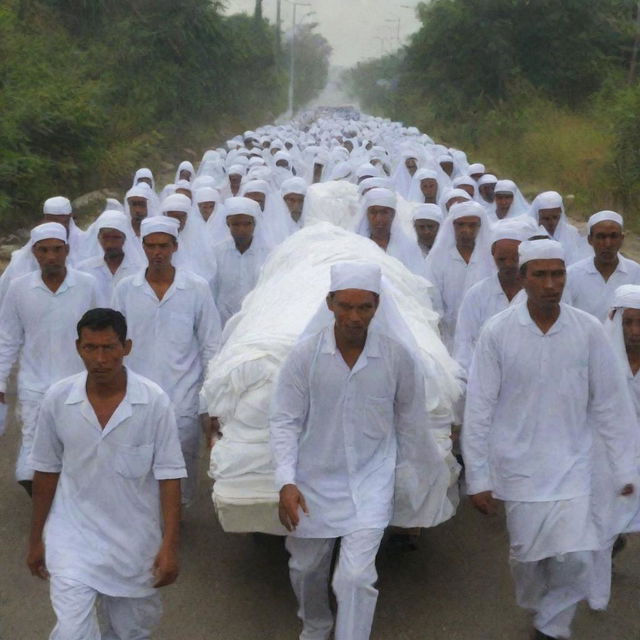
[0,0,329,229]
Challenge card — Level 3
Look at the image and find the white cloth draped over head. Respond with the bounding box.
[438,187,472,212]
[141,216,180,239]
[358,177,394,195]
[355,188,428,277]
[468,163,485,177]
[194,186,221,206]
[605,285,640,380]
[526,190,589,264]
[407,168,441,204]
[518,238,565,267]
[31,222,67,245]
[81,210,145,263]
[485,179,529,221]
[43,196,72,215]
[391,150,422,198]
[132,167,155,190]
[587,210,624,233]
[239,179,291,245]
[175,160,195,183]
[412,203,443,224]
[280,177,307,197]
[491,217,540,245]
[124,183,160,221]
[207,196,273,251]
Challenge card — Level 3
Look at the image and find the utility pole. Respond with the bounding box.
[276,0,282,66]
[287,1,311,117]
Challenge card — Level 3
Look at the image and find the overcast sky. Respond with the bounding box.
[221,0,423,67]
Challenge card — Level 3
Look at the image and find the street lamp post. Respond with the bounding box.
[287,1,312,117]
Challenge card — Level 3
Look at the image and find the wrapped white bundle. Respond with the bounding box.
[302,180,360,230]
[204,223,462,534]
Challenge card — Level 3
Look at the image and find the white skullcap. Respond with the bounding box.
[174,179,192,191]
[31,222,67,245]
[494,179,517,195]
[43,196,72,215]
[453,175,475,188]
[242,179,269,195]
[518,239,565,266]
[96,211,129,235]
[612,284,640,310]
[587,210,623,233]
[136,167,153,181]
[227,164,246,176]
[364,187,396,210]
[468,163,485,174]
[358,177,393,194]
[412,203,443,223]
[450,200,485,221]
[330,261,382,295]
[414,168,438,182]
[141,216,180,239]
[224,196,261,219]
[281,177,307,196]
[355,163,379,179]
[491,219,536,244]
[126,184,150,201]
[534,190,563,210]
[161,193,191,214]
[478,173,497,186]
[195,187,220,204]
[444,188,472,203]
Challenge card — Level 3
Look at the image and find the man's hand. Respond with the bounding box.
[469,491,498,516]
[201,416,221,449]
[278,484,309,531]
[27,539,48,579]
[0,391,5,404]
[152,544,179,588]
[621,483,634,496]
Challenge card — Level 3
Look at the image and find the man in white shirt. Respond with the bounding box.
[0,222,98,494]
[27,308,185,639]
[566,211,640,322]
[270,262,434,640]
[112,216,221,505]
[462,239,637,639]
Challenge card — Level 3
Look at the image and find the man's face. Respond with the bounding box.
[623,308,640,350]
[446,196,467,211]
[479,183,495,203]
[405,157,418,176]
[276,160,289,169]
[98,228,126,259]
[245,191,266,211]
[522,259,566,307]
[367,205,395,238]
[459,183,475,198]
[538,207,562,236]
[494,192,514,218]
[198,201,216,221]
[453,215,481,249]
[142,232,177,267]
[589,221,623,265]
[226,214,255,243]
[326,289,379,345]
[283,193,304,220]
[420,178,438,201]
[127,197,148,224]
[179,169,191,181]
[492,239,520,278]
[43,214,70,233]
[229,174,242,193]
[32,238,69,275]
[165,211,187,232]
[414,219,439,249]
[344,141,354,153]
[137,177,152,187]
[175,188,192,199]
[76,326,131,385]
[440,161,453,177]
[470,172,484,182]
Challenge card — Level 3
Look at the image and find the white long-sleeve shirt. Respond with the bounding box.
[566,254,640,322]
[212,237,270,326]
[270,327,430,538]
[76,253,143,307]
[0,268,98,394]
[29,369,186,598]
[111,268,221,416]
[462,302,637,502]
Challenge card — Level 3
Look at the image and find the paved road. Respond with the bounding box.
[2,397,640,640]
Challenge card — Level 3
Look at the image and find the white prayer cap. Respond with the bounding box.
[329,261,382,295]
[450,200,485,221]
[468,163,485,174]
[493,179,517,195]
[227,164,246,176]
[192,175,217,190]
[224,196,261,219]
[587,210,623,233]
[140,216,180,239]
[414,168,438,182]
[43,196,72,215]
[478,173,497,186]
[612,284,640,310]
[31,222,67,245]
[194,187,220,204]
[174,179,192,191]
[161,193,191,214]
[355,163,379,179]
[491,218,537,245]
[453,175,475,188]
[412,203,443,224]
[241,179,269,195]
[364,187,396,210]
[135,167,153,181]
[518,239,565,267]
[358,177,393,195]
[533,190,563,210]
[444,188,472,203]
[281,177,307,196]
[96,211,129,235]
[126,184,150,201]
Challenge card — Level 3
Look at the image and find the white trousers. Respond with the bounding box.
[285,528,384,640]
[510,551,591,639]
[49,575,162,640]
[15,392,43,482]
[589,544,613,610]
[176,414,200,505]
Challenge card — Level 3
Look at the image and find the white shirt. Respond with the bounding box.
[270,327,427,538]
[112,268,221,416]
[76,254,142,307]
[454,273,518,374]
[29,370,186,597]
[462,303,637,501]
[212,237,270,326]
[0,268,98,394]
[566,254,640,322]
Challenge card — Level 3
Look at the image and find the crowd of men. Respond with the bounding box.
[2,112,640,639]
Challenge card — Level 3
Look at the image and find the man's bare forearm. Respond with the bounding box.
[29,472,60,544]
[159,478,181,549]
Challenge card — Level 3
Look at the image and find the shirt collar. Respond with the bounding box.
[319,325,382,358]
[516,300,567,335]
[30,266,76,292]
[64,368,150,406]
[586,254,628,275]
[132,266,187,290]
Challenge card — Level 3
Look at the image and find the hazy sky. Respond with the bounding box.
[222,0,423,67]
